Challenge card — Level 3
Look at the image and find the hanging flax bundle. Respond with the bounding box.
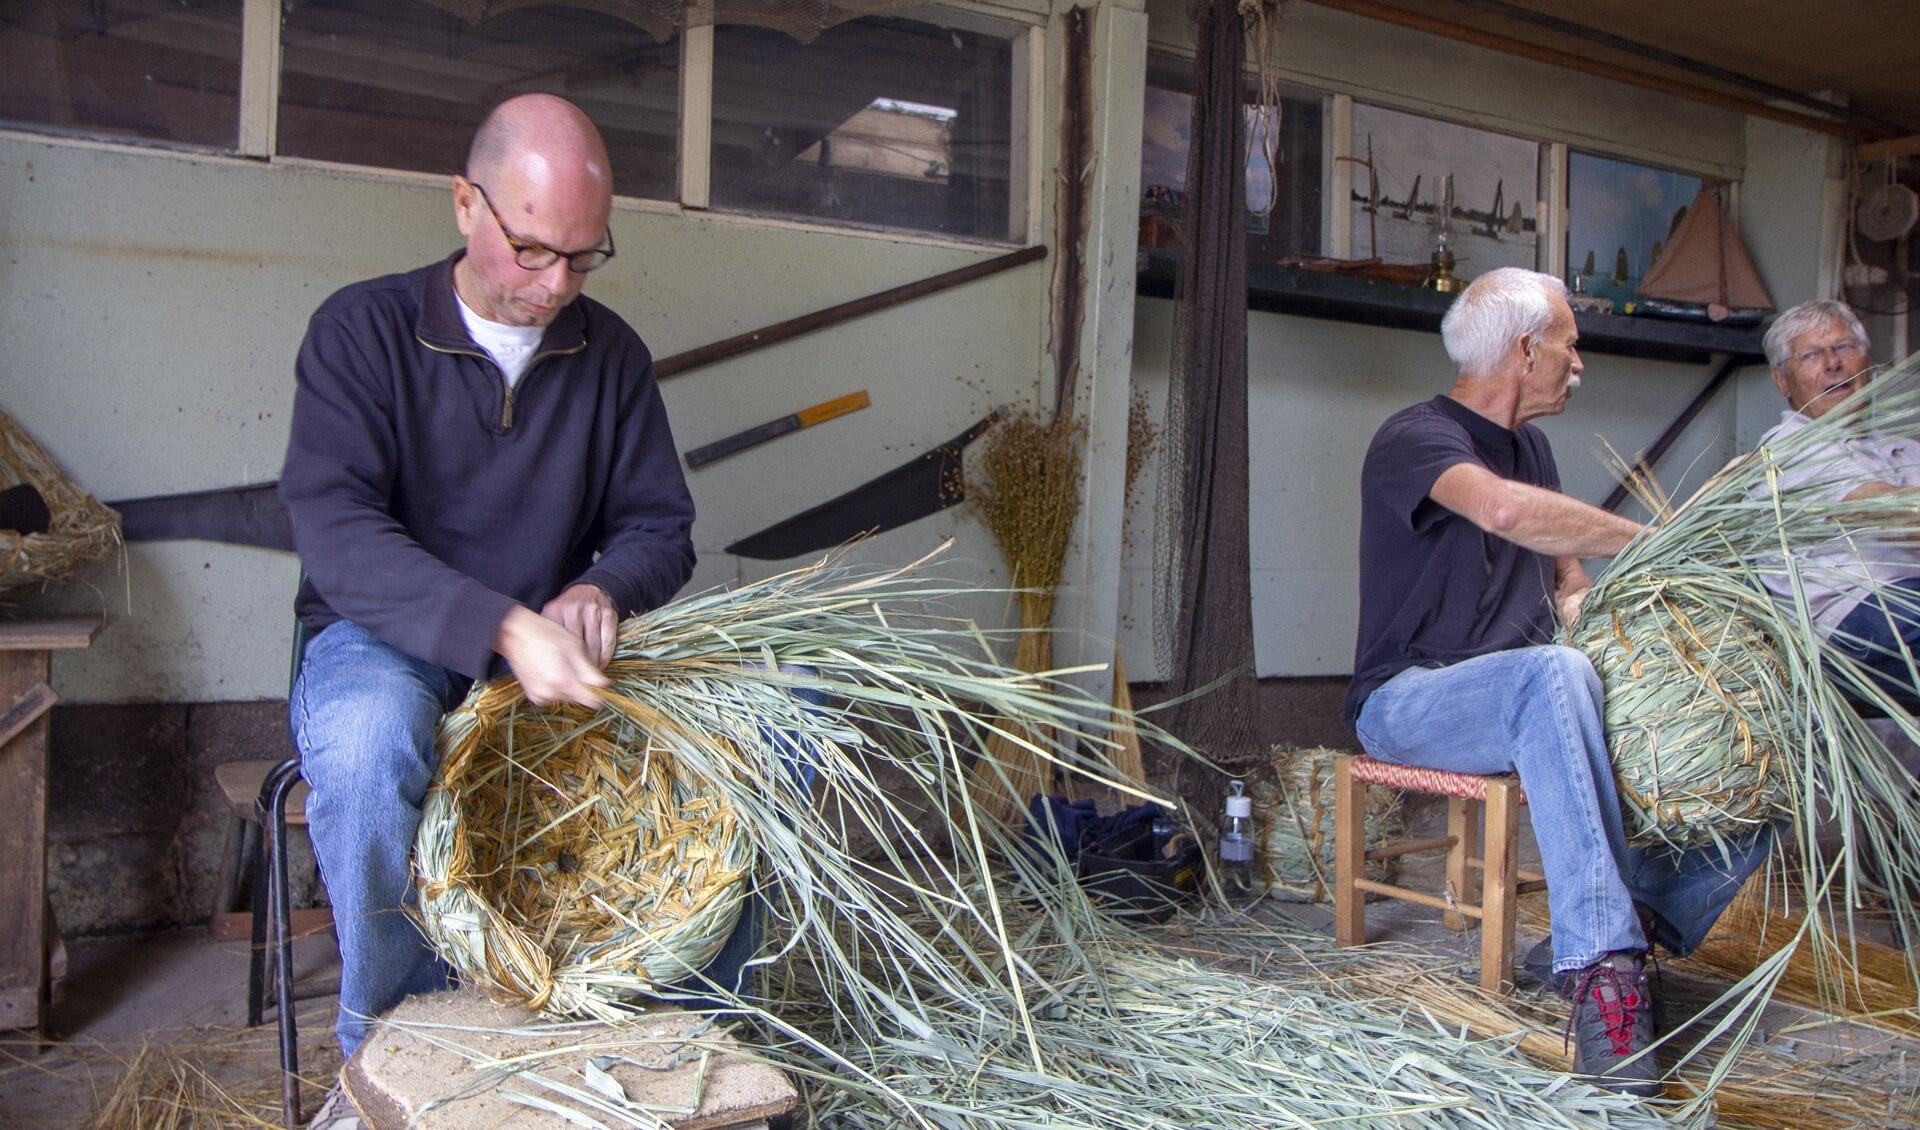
[967,408,1088,820]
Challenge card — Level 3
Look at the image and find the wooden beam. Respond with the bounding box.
[1857,134,1920,163]
[1302,0,1874,142]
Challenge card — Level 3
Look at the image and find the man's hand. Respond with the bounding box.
[542,582,619,668]
[1556,585,1590,626]
[493,600,612,708]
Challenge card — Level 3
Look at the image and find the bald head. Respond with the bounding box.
[467,94,612,196]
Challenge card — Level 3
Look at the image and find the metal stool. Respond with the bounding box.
[1333,754,1545,994]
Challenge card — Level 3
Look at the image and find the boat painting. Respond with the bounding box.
[1348,102,1538,281]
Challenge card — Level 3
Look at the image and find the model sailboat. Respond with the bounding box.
[1634,187,1773,323]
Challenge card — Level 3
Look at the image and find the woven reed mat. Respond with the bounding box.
[343,988,797,1129]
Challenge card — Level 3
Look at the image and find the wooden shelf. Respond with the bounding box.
[1136,249,1767,367]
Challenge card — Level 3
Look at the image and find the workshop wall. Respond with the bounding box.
[0,0,1851,933]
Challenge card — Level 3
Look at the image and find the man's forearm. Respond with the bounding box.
[1483,480,1643,557]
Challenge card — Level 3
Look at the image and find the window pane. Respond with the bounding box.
[277,1,678,201]
[0,0,243,149]
[711,13,1016,240]
[1139,57,1323,266]
[1567,152,1703,307]
[1350,103,1539,281]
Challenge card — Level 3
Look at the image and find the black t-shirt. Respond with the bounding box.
[1343,395,1560,726]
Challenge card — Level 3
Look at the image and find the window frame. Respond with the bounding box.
[0,0,1042,250]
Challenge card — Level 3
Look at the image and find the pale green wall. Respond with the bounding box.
[2,137,1046,701]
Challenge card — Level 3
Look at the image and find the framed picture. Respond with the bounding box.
[1348,102,1539,279]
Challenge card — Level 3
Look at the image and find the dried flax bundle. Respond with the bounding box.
[1249,744,1404,901]
[401,549,1722,1128]
[0,405,119,598]
[967,407,1088,820]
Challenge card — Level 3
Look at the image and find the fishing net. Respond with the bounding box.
[0,406,119,600]
[1151,0,1264,810]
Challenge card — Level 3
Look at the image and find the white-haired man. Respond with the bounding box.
[1345,267,1771,1096]
[1754,300,1920,706]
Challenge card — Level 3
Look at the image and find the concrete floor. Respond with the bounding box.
[0,925,344,1128]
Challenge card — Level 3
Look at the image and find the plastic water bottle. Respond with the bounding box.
[1218,780,1259,905]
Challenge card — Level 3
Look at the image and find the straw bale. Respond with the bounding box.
[0,406,119,599]
[1248,744,1403,902]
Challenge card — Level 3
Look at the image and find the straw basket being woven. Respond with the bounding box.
[0,407,118,598]
[1249,745,1404,903]
[416,678,756,1020]
[1567,582,1793,849]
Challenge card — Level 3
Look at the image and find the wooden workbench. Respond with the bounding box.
[0,615,102,1036]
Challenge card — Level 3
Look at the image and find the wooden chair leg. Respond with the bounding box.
[1333,756,1365,948]
[1444,796,1475,931]
[1479,778,1521,994]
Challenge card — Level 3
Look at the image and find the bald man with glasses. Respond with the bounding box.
[279,94,699,1084]
[1753,299,1920,707]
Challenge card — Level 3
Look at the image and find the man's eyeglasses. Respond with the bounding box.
[1793,339,1868,369]
[469,182,615,273]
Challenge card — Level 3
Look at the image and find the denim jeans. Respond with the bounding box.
[291,621,469,1057]
[1832,574,1920,709]
[1355,646,1771,973]
[293,623,821,1052]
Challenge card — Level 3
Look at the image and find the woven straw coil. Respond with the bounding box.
[0,407,118,598]
[1568,579,1792,849]
[417,678,755,1020]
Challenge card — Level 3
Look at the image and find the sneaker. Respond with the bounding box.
[308,1083,364,1129]
[1564,951,1662,1098]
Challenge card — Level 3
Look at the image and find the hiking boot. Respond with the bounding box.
[1564,951,1662,1098]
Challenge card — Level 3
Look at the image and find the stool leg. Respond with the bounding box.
[247,820,270,1028]
[1479,779,1521,994]
[263,758,305,1128]
[213,813,247,919]
[1333,756,1365,947]
[1444,796,1475,932]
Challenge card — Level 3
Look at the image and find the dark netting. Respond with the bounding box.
[1152,0,1263,814]
[422,0,921,43]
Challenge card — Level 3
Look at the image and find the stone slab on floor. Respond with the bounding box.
[343,988,796,1129]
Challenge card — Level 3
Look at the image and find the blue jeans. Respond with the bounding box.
[291,621,469,1057]
[1832,575,1920,709]
[1355,646,1771,973]
[293,623,818,1052]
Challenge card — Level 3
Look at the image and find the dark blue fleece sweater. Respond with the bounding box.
[279,254,696,679]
